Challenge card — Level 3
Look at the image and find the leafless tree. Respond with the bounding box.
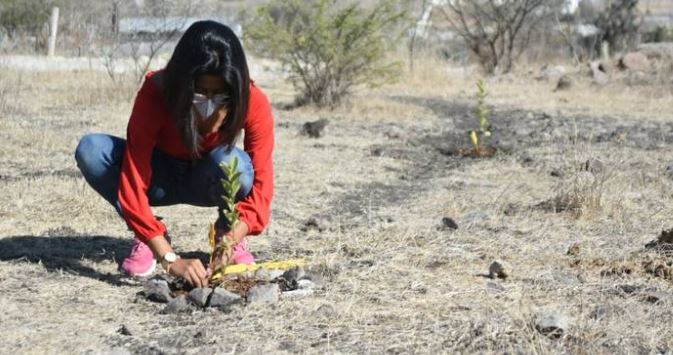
[440,0,551,74]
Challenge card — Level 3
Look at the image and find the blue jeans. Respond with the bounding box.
[74,133,254,231]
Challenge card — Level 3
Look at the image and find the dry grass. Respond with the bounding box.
[0,57,672,354]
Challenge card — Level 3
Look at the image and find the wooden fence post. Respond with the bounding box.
[48,6,59,57]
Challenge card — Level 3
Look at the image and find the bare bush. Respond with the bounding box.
[440,0,554,74]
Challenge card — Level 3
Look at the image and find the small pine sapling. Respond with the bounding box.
[209,157,241,284]
[470,79,492,155]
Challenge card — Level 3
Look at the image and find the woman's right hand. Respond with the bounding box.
[168,258,209,288]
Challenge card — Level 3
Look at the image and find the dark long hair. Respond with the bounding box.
[163,20,250,158]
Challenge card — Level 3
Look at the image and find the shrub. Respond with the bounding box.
[244,0,406,108]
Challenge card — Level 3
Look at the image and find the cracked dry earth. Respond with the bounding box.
[1,68,673,353]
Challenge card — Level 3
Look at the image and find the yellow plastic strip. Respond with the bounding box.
[221,258,306,275]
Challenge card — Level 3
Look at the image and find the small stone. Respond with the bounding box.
[143,279,172,303]
[209,288,242,308]
[583,158,605,175]
[641,291,669,304]
[281,289,315,299]
[554,75,573,91]
[371,147,385,157]
[297,279,317,290]
[502,203,521,216]
[488,260,509,279]
[534,311,573,338]
[550,169,564,178]
[247,283,280,304]
[440,217,458,230]
[118,324,133,336]
[300,119,329,138]
[300,216,330,232]
[282,267,306,284]
[408,281,428,294]
[188,288,210,307]
[590,61,609,86]
[162,295,193,314]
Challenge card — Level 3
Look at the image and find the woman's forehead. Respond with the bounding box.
[195,74,225,89]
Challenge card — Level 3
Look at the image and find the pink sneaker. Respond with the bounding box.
[121,238,156,277]
[231,239,255,265]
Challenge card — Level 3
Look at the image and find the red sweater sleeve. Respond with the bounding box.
[238,87,275,235]
[118,79,167,242]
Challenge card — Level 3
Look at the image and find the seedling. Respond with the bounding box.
[209,157,241,284]
[466,79,495,157]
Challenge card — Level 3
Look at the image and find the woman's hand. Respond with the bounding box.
[169,258,209,288]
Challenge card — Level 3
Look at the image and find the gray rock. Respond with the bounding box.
[297,279,317,290]
[590,61,609,86]
[440,217,458,230]
[282,267,306,284]
[554,75,573,91]
[281,289,315,299]
[300,119,329,138]
[188,288,210,307]
[619,52,650,72]
[255,268,285,281]
[162,295,194,314]
[209,288,242,308]
[535,311,573,337]
[118,324,133,336]
[583,158,605,175]
[488,260,509,279]
[143,279,172,303]
[247,283,280,304]
[269,269,286,280]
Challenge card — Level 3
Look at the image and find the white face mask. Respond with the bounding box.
[194,98,216,119]
[192,93,230,119]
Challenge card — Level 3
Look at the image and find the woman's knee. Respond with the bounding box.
[75,133,121,177]
[209,146,254,198]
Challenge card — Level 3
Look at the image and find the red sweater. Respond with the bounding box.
[118,71,275,242]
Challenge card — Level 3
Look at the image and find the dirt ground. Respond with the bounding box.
[1,57,673,354]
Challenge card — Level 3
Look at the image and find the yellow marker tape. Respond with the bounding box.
[221,258,306,275]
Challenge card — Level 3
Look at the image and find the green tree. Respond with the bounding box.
[244,0,406,108]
